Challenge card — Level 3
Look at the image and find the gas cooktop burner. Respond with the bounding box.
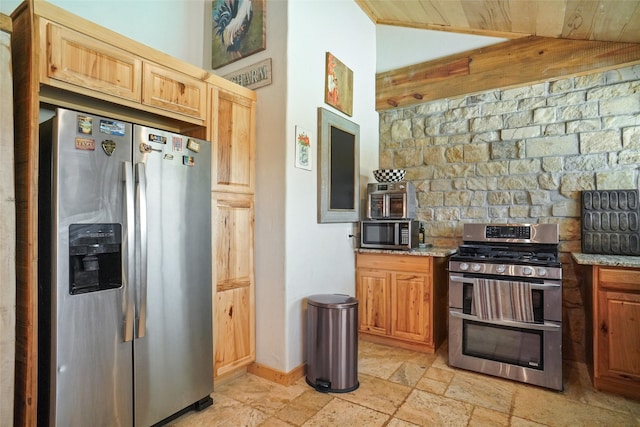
[453,243,560,265]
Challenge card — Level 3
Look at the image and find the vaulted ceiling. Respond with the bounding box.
[355,0,640,43]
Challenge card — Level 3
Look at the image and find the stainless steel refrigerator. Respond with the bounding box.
[38,107,213,426]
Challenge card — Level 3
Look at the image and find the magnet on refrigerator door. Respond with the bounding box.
[183,155,195,166]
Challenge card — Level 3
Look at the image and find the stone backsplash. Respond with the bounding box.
[378,64,640,362]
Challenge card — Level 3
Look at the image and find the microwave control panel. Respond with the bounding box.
[400,225,410,244]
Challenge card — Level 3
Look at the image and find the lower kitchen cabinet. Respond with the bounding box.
[215,285,254,377]
[212,192,255,378]
[584,265,640,400]
[356,252,448,353]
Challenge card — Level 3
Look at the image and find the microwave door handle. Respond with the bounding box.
[383,195,389,218]
[122,162,135,343]
[135,162,148,339]
[402,193,407,218]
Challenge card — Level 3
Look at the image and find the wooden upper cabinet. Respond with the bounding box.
[142,62,206,120]
[40,18,208,124]
[43,20,142,102]
[210,87,256,194]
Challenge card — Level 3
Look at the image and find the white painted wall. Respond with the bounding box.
[376,24,506,72]
[0,0,206,67]
[284,0,378,371]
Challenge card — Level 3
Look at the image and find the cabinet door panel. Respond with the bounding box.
[213,193,254,290]
[392,273,429,342]
[142,62,206,120]
[215,286,253,377]
[356,269,390,335]
[45,21,141,101]
[598,290,640,380]
[211,88,255,193]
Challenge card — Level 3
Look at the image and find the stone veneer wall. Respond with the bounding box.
[379,64,640,362]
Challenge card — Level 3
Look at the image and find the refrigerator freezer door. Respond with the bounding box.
[45,108,134,426]
[132,127,213,426]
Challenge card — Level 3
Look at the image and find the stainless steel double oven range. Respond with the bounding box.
[448,223,563,391]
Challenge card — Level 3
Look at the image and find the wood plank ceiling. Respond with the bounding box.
[356,0,640,110]
[355,0,640,43]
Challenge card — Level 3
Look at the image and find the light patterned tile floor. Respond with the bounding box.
[169,340,640,426]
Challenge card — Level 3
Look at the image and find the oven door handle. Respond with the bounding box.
[449,310,561,331]
[448,274,561,289]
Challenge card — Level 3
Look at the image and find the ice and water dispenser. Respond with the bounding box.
[68,224,122,294]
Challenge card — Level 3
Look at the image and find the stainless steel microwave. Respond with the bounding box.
[360,220,419,250]
[366,181,416,219]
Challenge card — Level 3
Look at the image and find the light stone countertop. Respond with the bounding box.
[571,252,640,269]
[356,246,457,258]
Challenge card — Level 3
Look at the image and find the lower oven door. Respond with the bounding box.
[448,309,563,390]
[448,273,563,391]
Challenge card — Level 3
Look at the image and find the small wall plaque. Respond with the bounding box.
[223,58,272,90]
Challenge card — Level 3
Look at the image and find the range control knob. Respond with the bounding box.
[459,263,469,271]
[537,268,547,277]
[522,266,534,276]
[471,263,482,272]
[496,265,506,274]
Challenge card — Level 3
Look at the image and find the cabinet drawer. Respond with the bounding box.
[142,62,206,120]
[44,21,142,102]
[597,266,640,292]
[356,253,431,274]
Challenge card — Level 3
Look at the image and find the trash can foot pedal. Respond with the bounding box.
[313,378,331,393]
[306,377,360,393]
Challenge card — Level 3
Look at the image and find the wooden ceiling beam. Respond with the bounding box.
[373,18,528,39]
[376,36,640,111]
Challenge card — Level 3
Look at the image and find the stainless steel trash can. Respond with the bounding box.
[306,294,359,393]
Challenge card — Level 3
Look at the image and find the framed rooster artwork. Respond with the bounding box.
[210,0,266,69]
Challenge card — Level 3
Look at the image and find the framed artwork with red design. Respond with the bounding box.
[324,52,353,116]
[295,126,312,171]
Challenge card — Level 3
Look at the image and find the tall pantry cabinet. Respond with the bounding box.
[208,87,256,378]
[10,1,256,424]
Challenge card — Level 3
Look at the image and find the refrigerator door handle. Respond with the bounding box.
[136,162,148,338]
[123,162,135,342]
